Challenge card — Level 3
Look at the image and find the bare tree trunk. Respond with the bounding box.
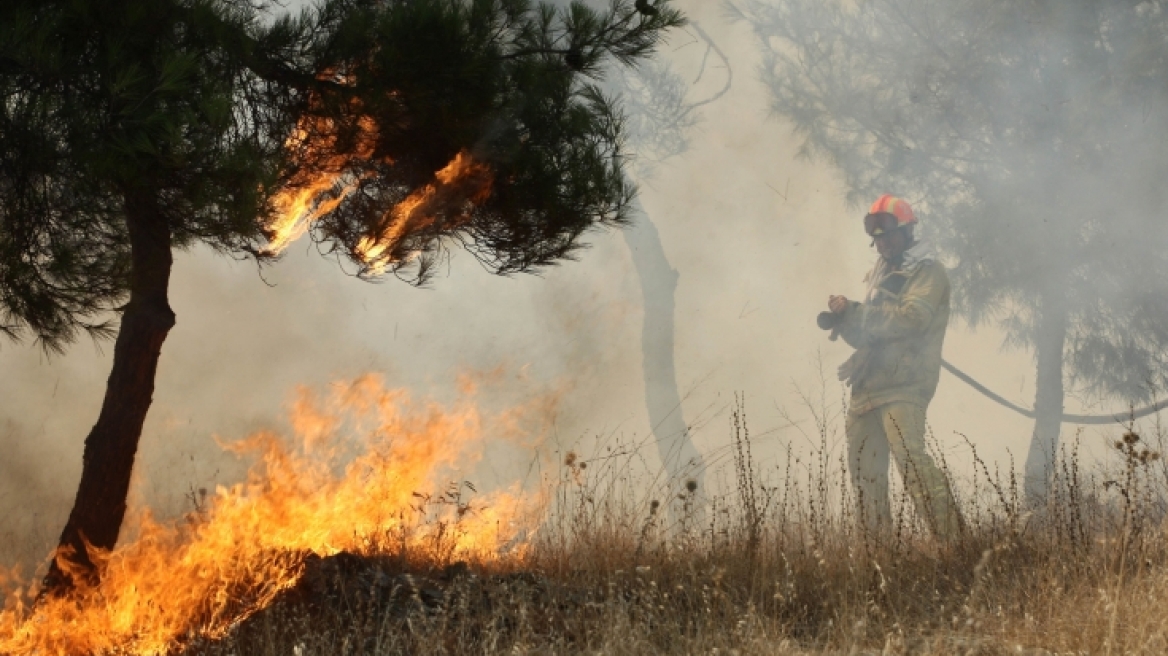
[43,191,175,594]
[1024,289,1068,504]
[623,201,705,498]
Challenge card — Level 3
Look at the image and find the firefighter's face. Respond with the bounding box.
[864,213,913,262]
[873,227,909,261]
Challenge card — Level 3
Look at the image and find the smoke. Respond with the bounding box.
[4,0,1142,571]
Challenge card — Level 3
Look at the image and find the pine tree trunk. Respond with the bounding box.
[623,202,705,494]
[43,190,175,594]
[1024,289,1068,504]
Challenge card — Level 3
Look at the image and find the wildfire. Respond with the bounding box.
[263,92,494,274]
[356,150,493,276]
[0,375,541,655]
[265,107,381,255]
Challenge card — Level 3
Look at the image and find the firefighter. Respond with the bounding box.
[823,194,962,537]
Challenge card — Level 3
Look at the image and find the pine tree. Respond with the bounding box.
[0,0,684,592]
[615,19,731,505]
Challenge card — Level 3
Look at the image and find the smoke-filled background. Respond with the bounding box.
[1,0,1154,569]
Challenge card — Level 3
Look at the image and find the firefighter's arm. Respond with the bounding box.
[861,262,947,340]
[836,301,866,348]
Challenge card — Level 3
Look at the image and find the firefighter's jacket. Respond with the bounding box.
[835,255,951,415]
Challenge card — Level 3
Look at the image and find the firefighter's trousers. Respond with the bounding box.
[845,401,962,537]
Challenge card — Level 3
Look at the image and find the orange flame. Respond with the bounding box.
[356,150,493,276]
[262,85,494,273]
[0,375,540,655]
[264,112,380,254]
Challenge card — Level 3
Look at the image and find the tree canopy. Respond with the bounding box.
[735,0,1168,495]
[1,0,683,349]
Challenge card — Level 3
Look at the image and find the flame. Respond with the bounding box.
[356,150,493,276]
[262,82,494,272]
[264,112,380,254]
[0,375,541,655]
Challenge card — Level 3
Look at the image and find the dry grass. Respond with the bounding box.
[185,400,1168,656]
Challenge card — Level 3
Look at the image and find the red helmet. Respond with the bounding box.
[864,194,916,236]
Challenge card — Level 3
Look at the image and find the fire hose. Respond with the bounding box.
[817,311,1167,425]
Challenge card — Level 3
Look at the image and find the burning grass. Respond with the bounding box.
[0,375,539,655]
[4,380,1168,655]
[180,414,1168,656]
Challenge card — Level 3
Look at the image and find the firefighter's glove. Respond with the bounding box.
[838,348,872,387]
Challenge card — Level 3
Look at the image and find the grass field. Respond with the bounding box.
[181,401,1168,656]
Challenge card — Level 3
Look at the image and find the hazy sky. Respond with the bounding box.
[0,0,1132,567]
